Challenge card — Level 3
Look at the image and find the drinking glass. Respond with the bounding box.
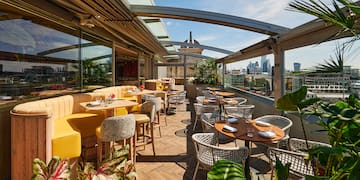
[246,127,254,137]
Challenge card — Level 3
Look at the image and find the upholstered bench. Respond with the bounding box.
[10,93,105,179]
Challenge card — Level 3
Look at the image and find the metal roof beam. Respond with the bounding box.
[130,5,289,35]
[169,52,213,59]
[160,40,234,54]
[155,63,196,66]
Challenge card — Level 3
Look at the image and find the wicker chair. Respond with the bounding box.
[268,138,331,179]
[196,96,205,104]
[193,103,203,131]
[289,138,331,152]
[192,133,248,180]
[167,91,186,113]
[254,115,293,147]
[224,97,247,106]
[224,104,255,121]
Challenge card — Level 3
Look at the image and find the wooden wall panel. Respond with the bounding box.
[11,112,48,180]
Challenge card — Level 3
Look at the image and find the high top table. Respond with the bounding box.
[215,120,285,179]
[80,99,138,117]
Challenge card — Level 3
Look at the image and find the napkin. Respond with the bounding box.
[256,121,271,127]
[258,131,276,138]
[226,118,238,124]
[222,125,237,133]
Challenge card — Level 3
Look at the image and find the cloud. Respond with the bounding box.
[198,0,313,27]
[165,21,172,26]
[195,35,217,43]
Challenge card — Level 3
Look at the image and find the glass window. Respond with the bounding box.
[80,33,112,87]
[0,8,112,105]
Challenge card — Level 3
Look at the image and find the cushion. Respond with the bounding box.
[64,113,105,137]
[116,107,129,116]
[133,114,150,124]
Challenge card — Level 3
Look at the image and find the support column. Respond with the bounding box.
[223,63,226,88]
[273,45,285,102]
[183,55,187,87]
[112,42,116,86]
[138,52,144,86]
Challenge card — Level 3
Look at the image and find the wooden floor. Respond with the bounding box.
[130,86,279,180]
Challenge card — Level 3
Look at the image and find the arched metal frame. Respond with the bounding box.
[130,5,289,35]
[160,41,233,55]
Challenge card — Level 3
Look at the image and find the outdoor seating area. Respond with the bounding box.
[10,84,328,179]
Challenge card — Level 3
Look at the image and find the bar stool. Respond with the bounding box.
[147,97,163,137]
[154,91,168,126]
[133,101,156,156]
[96,114,136,167]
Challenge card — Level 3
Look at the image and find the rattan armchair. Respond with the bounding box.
[268,138,331,179]
[255,115,293,147]
[268,147,314,178]
[192,133,249,180]
[167,91,186,114]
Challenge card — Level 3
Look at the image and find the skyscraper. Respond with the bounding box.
[294,62,301,72]
[261,55,271,74]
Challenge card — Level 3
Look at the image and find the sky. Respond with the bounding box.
[152,0,360,71]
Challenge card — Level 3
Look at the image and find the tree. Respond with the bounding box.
[193,58,219,85]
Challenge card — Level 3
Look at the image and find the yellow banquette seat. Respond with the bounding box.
[11,93,105,170]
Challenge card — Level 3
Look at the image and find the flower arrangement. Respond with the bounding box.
[108,93,116,99]
[139,85,144,91]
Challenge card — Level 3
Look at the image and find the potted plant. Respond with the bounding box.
[276,86,320,149]
[32,145,137,180]
[303,94,360,179]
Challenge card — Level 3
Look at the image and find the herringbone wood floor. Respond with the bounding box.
[133,87,276,180]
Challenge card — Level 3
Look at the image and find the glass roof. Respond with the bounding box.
[127,0,177,56]
[126,0,318,60]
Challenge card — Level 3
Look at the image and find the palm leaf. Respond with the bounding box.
[207,159,245,180]
[315,44,344,73]
[276,86,308,111]
[289,0,357,35]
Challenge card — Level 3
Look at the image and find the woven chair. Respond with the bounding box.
[224,97,247,106]
[196,96,205,104]
[268,138,331,179]
[289,138,331,152]
[167,91,186,113]
[192,133,249,180]
[96,114,136,167]
[193,103,220,131]
[224,104,255,121]
[254,115,293,148]
[133,101,156,156]
[193,103,203,131]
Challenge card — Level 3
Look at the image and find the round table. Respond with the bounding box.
[214,120,285,179]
